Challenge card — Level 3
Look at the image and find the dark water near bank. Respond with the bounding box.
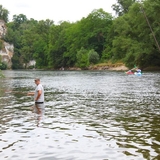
[0,70,160,160]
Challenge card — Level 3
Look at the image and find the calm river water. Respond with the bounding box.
[0,70,160,160]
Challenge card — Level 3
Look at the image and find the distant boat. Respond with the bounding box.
[126,68,142,76]
[126,70,134,75]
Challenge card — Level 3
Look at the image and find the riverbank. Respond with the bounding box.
[89,64,128,71]
[66,64,160,71]
[67,62,129,71]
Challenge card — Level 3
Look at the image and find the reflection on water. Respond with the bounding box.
[0,70,160,160]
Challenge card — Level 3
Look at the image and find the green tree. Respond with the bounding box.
[0,55,7,70]
[76,47,89,69]
[32,19,54,68]
[47,21,69,68]
[0,5,9,22]
[80,9,113,57]
[111,0,160,68]
[88,49,99,64]
[112,0,136,16]
[63,9,113,67]
[5,17,37,68]
[3,8,114,69]
[63,22,81,67]
[12,14,27,25]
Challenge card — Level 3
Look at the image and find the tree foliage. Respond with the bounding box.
[112,0,136,16]
[1,1,160,70]
[88,49,99,64]
[0,5,9,23]
[111,0,160,68]
[0,56,7,70]
[76,47,89,69]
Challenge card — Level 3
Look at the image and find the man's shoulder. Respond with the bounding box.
[37,84,43,89]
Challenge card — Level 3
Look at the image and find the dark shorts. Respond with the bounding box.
[35,102,44,104]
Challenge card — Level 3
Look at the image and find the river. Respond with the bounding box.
[0,70,160,160]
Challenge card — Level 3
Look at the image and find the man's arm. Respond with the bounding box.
[35,90,42,101]
[27,92,34,96]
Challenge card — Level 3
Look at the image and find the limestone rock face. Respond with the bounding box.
[0,20,7,38]
[0,20,14,68]
[0,42,14,68]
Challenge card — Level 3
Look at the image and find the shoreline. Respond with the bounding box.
[66,65,160,71]
[66,65,129,71]
[2,65,160,71]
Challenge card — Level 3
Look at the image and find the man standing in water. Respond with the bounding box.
[28,78,45,114]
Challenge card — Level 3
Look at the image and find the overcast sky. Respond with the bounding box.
[1,0,117,23]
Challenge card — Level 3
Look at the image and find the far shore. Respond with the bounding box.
[64,65,160,71]
[65,65,129,71]
[2,64,160,71]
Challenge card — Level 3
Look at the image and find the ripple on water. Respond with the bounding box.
[0,70,160,160]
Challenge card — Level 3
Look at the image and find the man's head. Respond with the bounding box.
[34,78,40,85]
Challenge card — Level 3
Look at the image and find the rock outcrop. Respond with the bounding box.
[0,20,7,38]
[0,20,14,68]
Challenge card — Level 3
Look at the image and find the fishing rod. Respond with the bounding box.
[138,0,160,52]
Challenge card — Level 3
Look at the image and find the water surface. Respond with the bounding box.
[0,70,160,160]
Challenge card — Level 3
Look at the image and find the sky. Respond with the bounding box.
[1,0,117,23]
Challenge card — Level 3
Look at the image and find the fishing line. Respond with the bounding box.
[139,0,160,52]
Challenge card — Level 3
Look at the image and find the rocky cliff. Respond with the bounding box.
[0,20,14,68]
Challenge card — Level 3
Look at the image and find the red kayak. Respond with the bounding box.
[126,70,134,75]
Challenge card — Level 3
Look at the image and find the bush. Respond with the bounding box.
[88,49,99,64]
[0,62,7,70]
[76,47,89,69]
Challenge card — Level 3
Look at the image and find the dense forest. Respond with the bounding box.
[0,0,160,70]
